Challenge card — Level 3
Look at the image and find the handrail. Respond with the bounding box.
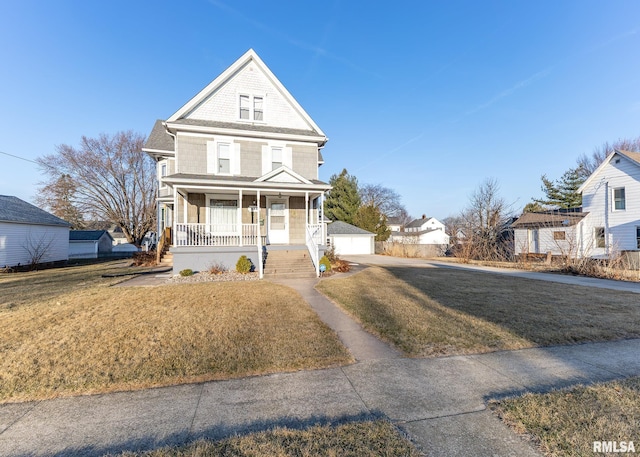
[256,222,263,279]
[306,224,320,277]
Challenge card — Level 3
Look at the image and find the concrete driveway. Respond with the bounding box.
[343,254,640,293]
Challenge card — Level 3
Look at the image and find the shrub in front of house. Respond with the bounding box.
[236,255,252,274]
[179,268,194,277]
[208,261,227,275]
[319,255,332,272]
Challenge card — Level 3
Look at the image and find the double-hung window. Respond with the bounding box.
[595,227,605,248]
[209,199,237,233]
[271,147,283,170]
[636,227,640,249]
[217,143,231,174]
[614,187,626,210]
[160,162,167,188]
[239,94,264,121]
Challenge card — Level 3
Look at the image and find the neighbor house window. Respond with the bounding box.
[636,227,640,249]
[614,187,626,210]
[271,147,283,170]
[553,231,566,240]
[595,227,605,248]
[239,94,264,121]
[217,143,231,174]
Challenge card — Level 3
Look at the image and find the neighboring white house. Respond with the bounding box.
[390,215,450,245]
[578,149,640,258]
[327,221,375,255]
[386,216,403,233]
[512,210,589,258]
[0,195,70,268]
[512,149,640,260]
[69,230,114,259]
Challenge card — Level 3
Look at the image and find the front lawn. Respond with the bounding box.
[111,420,420,457]
[0,263,352,402]
[316,266,640,357]
[490,376,640,457]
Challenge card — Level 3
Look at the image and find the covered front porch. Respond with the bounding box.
[159,181,328,277]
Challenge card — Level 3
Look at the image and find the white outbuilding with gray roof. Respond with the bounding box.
[0,195,70,268]
[326,220,375,255]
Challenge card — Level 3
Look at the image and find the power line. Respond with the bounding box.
[0,150,40,166]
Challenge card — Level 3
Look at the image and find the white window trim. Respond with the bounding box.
[237,92,266,123]
[207,137,240,176]
[613,187,626,211]
[159,161,167,188]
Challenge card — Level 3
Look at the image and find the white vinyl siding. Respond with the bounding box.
[581,154,640,253]
[0,222,69,267]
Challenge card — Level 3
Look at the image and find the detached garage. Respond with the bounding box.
[327,221,375,255]
[0,195,70,268]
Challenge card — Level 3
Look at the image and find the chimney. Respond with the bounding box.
[421,214,426,219]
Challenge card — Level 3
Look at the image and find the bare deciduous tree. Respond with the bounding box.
[22,231,55,269]
[456,178,514,261]
[359,183,410,222]
[34,173,85,229]
[577,136,640,178]
[37,131,156,246]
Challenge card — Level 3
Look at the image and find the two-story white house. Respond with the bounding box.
[389,215,450,246]
[143,50,330,277]
[578,149,640,258]
[513,149,640,261]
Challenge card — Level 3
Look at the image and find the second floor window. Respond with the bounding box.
[218,143,231,174]
[239,94,264,121]
[160,163,167,188]
[271,147,283,170]
[614,187,626,210]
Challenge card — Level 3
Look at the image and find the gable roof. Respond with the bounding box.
[406,217,434,228]
[327,220,374,236]
[0,195,70,227]
[167,49,326,140]
[511,210,588,228]
[254,166,312,184]
[69,230,113,241]
[578,149,640,193]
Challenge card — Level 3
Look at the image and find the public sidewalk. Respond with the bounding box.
[2,258,640,456]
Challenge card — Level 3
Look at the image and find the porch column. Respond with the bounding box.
[257,189,261,239]
[305,191,309,227]
[238,188,243,246]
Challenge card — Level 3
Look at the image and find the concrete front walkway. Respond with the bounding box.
[2,257,640,456]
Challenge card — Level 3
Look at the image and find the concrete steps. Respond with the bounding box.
[263,248,317,279]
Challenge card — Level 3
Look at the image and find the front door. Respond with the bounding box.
[267,196,289,244]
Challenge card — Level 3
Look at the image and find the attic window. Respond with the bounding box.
[239,94,264,121]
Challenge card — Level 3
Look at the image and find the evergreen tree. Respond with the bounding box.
[533,167,584,209]
[353,204,391,241]
[324,169,361,224]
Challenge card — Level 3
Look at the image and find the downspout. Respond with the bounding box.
[604,181,610,257]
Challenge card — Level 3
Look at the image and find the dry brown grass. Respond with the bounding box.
[490,377,640,457]
[112,420,420,457]
[317,266,640,357]
[0,264,351,403]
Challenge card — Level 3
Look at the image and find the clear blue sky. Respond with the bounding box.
[1,1,639,220]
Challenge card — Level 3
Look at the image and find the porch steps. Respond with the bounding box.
[263,248,316,279]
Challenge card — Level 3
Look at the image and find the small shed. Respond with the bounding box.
[0,195,70,268]
[69,230,114,259]
[327,221,375,255]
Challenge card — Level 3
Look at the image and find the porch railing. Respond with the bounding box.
[174,223,263,247]
[306,224,323,277]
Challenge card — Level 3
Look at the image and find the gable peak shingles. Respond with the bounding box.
[0,195,70,227]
